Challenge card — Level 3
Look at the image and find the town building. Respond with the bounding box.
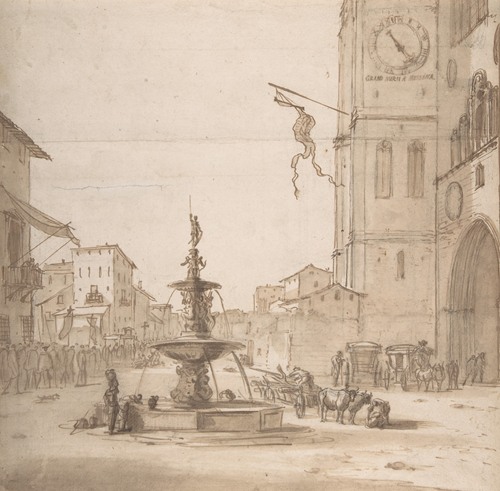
[280,264,332,302]
[0,110,77,344]
[333,0,499,381]
[253,285,284,313]
[435,0,499,382]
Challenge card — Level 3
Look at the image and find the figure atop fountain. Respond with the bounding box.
[189,213,203,248]
[181,249,206,279]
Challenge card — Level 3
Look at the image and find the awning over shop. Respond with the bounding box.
[1,185,79,245]
[53,305,109,317]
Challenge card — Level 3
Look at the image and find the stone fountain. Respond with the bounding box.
[129,213,284,432]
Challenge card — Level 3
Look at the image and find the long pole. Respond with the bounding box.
[268,82,349,115]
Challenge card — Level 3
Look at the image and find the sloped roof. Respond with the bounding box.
[71,244,137,269]
[133,284,156,302]
[280,263,331,282]
[0,110,51,160]
[35,285,72,306]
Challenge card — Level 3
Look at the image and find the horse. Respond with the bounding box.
[433,363,446,392]
[415,366,434,391]
[319,387,358,424]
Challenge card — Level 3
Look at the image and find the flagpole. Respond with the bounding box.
[268,82,349,115]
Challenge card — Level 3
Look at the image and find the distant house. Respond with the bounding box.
[253,285,284,313]
[280,264,332,302]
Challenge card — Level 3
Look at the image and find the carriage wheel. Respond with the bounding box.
[383,369,390,390]
[400,371,409,391]
[295,393,306,419]
[265,387,275,402]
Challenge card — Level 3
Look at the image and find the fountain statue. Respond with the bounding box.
[127,211,284,432]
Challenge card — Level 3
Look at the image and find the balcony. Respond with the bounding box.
[3,265,43,289]
[86,292,104,304]
[119,298,131,307]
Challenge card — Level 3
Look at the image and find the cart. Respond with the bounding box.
[346,341,383,386]
[252,368,321,419]
[383,344,417,391]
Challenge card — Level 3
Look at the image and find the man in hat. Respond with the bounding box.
[103,369,120,434]
[331,351,345,386]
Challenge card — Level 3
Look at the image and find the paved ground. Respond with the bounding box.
[1,365,499,491]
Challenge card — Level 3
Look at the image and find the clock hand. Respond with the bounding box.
[386,30,414,63]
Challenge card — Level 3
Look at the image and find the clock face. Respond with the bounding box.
[445,182,463,221]
[369,16,430,75]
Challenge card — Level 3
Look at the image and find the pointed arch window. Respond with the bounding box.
[475,163,485,188]
[375,140,392,198]
[397,250,405,280]
[408,140,425,198]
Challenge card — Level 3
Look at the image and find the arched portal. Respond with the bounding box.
[448,219,500,382]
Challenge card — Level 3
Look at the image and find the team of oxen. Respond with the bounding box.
[318,387,390,429]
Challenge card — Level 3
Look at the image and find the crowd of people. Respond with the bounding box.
[0,339,161,395]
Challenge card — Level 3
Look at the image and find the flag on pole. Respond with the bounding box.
[274,89,340,199]
[59,306,74,340]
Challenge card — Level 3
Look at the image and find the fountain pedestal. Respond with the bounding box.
[136,212,284,432]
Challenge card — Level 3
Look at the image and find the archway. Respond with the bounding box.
[448,219,500,382]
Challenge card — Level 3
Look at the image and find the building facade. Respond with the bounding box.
[333,0,438,346]
[281,264,332,302]
[0,111,76,344]
[333,0,499,380]
[253,285,284,313]
[435,0,499,382]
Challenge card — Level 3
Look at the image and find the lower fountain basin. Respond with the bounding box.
[128,400,284,433]
[151,336,245,363]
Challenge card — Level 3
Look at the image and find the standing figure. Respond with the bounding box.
[66,345,76,384]
[451,360,460,389]
[24,343,39,390]
[473,352,486,384]
[189,213,203,247]
[75,345,88,387]
[1,345,20,394]
[462,354,476,386]
[16,344,27,392]
[446,360,454,390]
[88,347,97,376]
[103,369,120,434]
[331,351,345,386]
[36,346,53,389]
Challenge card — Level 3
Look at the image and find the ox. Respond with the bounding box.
[347,390,372,425]
[319,387,358,424]
[365,398,391,429]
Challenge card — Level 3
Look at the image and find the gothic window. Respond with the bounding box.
[48,275,52,285]
[475,163,485,188]
[57,295,64,304]
[87,266,91,277]
[451,0,488,46]
[375,140,392,198]
[397,251,405,280]
[79,267,82,278]
[408,140,425,198]
[99,266,102,278]
[108,266,111,277]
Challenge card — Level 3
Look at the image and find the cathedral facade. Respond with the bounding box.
[333,0,499,381]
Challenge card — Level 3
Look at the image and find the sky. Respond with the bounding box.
[0,0,344,311]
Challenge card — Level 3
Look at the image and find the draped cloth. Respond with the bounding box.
[274,89,340,199]
[1,185,79,245]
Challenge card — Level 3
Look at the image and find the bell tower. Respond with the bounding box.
[333,0,438,344]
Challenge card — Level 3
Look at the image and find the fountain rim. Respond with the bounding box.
[168,278,221,290]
